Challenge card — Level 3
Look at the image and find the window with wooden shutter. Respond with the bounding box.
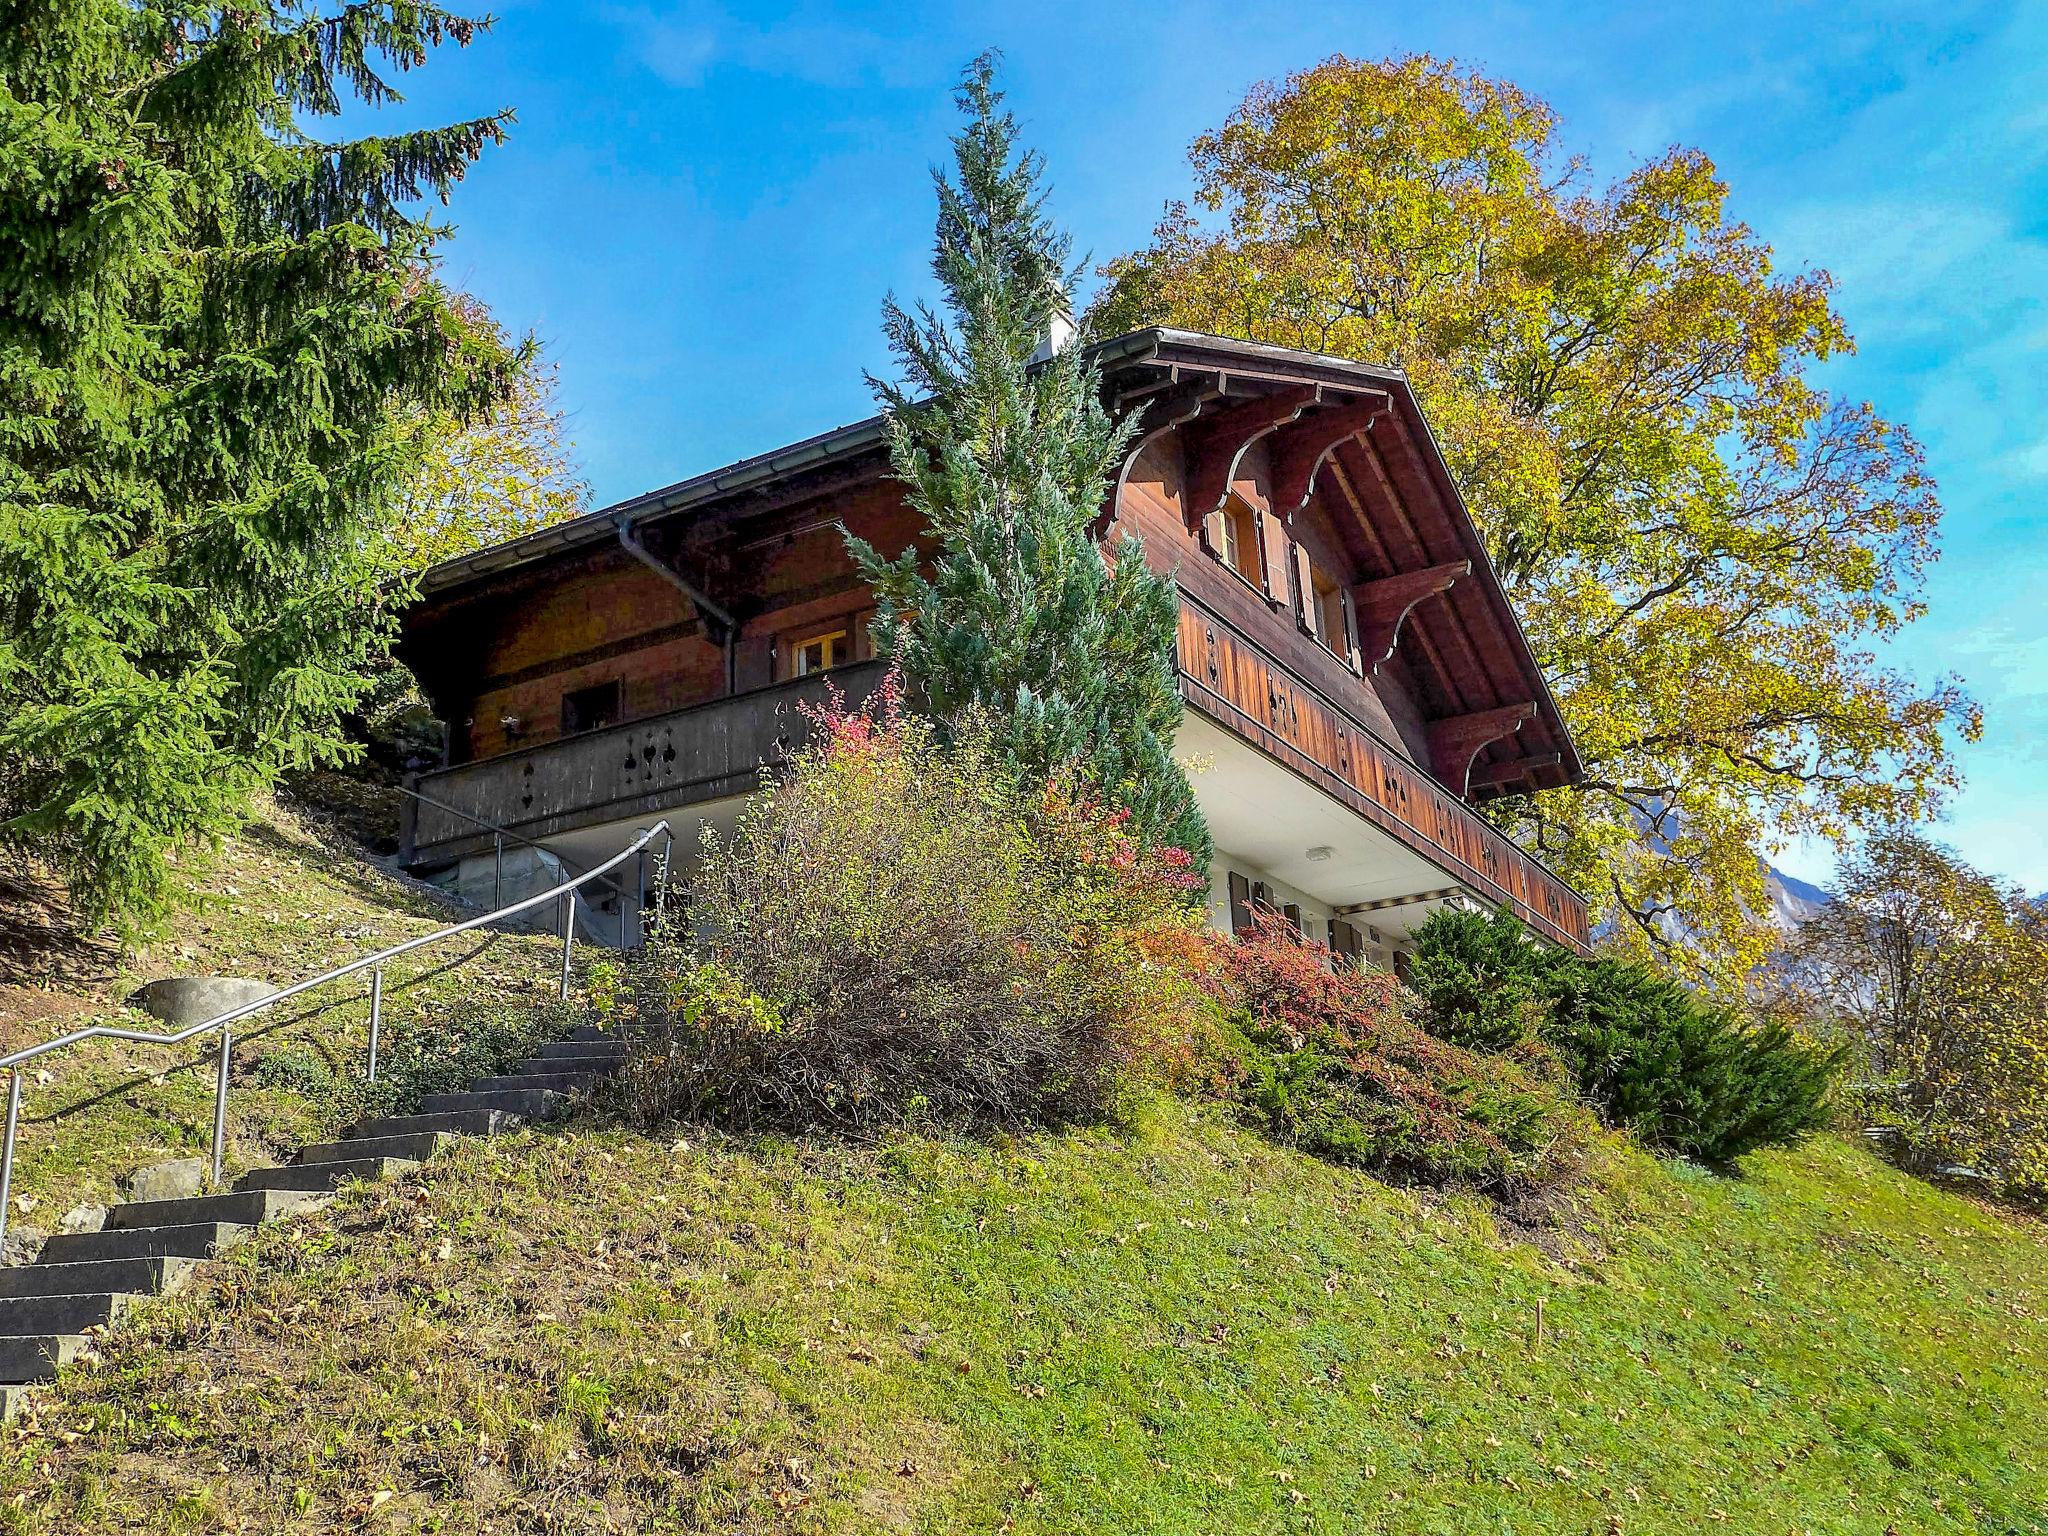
[1291,541,1314,631]
[1227,871,1252,935]
[1338,585,1362,671]
[1281,902,1303,934]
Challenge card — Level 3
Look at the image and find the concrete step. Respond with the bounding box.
[415,1089,565,1120]
[296,1130,456,1167]
[105,1189,328,1233]
[0,1291,137,1338]
[234,1157,418,1195]
[0,1335,84,1384]
[0,1384,35,1422]
[534,1040,630,1061]
[0,1256,198,1301]
[564,1024,663,1043]
[41,1222,251,1265]
[471,1072,603,1094]
[347,1108,521,1141]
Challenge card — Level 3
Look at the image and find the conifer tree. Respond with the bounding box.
[0,3,515,933]
[850,54,1209,869]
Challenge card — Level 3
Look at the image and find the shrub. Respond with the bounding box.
[607,673,1205,1136]
[1406,904,1556,1050]
[1207,913,1587,1195]
[1544,957,1843,1163]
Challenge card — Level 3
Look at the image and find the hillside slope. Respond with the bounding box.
[0,1099,2040,1535]
[0,784,564,1222]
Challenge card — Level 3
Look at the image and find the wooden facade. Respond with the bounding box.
[398,329,1591,953]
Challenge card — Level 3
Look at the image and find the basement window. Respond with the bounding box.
[793,628,848,676]
[561,680,621,736]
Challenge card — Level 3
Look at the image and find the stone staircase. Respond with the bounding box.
[0,1025,635,1419]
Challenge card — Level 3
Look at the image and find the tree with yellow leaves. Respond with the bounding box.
[1095,55,1978,988]
[387,295,590,573]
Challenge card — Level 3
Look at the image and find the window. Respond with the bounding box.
[1203,497,1264,588]
[1292,543,1359,669]
[793,628,848,676]
[561,679,621,735]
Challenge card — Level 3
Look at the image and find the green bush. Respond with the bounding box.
[1544,957,1843,1163]
[1405,904,1555,1050]
[1409,906,1844,1164]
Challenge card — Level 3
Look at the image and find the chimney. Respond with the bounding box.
[1030,309,1075,365]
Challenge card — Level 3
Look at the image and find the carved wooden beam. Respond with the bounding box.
[1105,381,1219,535]
[1180,385,1321,528]
[1268,396,1392,522]
[1467,752,1563,795]
[1354,561,1470,670]
[1335,887,1468,916]
[1428,702,1537,798]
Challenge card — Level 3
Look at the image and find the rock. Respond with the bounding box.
[124,1157,208,1204]
[130,976,278,1029]
[0,1225,44,1267]
[58,1203,107,1235]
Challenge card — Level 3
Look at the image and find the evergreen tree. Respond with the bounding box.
[850,54,1209,869]
[0,3,515,933]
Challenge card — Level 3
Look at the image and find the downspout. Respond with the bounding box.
[616,513,740,695]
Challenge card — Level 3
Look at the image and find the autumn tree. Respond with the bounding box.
[1096,55,1977,987]
[1785,832,2048,1201]
[0,3,513,933]
[851,55,1208,866]
[388,294,589,573]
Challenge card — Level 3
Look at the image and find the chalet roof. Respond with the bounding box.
[411,328,1582,788]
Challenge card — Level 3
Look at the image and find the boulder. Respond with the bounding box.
[130,976,277,1029]
[124,1157,208,1204]
[58,1203,106,1235]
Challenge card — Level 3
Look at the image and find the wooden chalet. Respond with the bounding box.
[397,329,1592,960]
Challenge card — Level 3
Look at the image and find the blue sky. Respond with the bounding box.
[393,1,2047,892]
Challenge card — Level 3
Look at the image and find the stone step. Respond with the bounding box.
[234,1157,418,1195]
[0,1383,35,1422]
[0,1255,199,1301]
[534,1040,630,1061]
[296,1130,456,1167]
[0,1291,137,1339]
[0,1335,84,1384]
[104,1188,328,1233]
[564,1024,663,1043]
[41,1222,251,1265]
[471,1072,603,1094]
[347,1108,521,1141]
[415,1089,565,1120]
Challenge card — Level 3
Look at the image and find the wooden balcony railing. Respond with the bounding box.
[403,661,888,865]
[1175,594,1590,951]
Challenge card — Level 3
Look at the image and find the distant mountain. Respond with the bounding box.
[1765,864,1830,930]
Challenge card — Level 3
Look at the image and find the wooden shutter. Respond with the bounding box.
[1256,512,1291,606]
[1339,586,1362,671]
[1227,871,1252,935]
[1291,543,1315,635]
[1330,920,1363,968]
[1282,902,1304,935]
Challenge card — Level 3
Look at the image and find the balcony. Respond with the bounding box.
[401,661,887,867]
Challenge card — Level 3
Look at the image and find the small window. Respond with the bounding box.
[793,628,848,676]
[561,680,621,735]
[1203,498,1264,587]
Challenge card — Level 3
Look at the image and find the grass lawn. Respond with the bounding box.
[0,1098,2039,1534]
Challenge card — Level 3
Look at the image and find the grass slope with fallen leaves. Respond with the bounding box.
[0,1096,2041,1535]
[0,784,565,1225]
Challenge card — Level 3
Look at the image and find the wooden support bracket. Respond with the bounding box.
[1468,752,1563,796]
[1180,386,1321,528]
[1428,702,1538,798]
[1354,561,1470,670]
[1268,396,1392,522]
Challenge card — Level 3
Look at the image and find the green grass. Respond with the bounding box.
[0,789,566,1219]
[1,1098,2041,1534]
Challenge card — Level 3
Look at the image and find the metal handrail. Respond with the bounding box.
[0,820,677,1249]
[393,781,633,917]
